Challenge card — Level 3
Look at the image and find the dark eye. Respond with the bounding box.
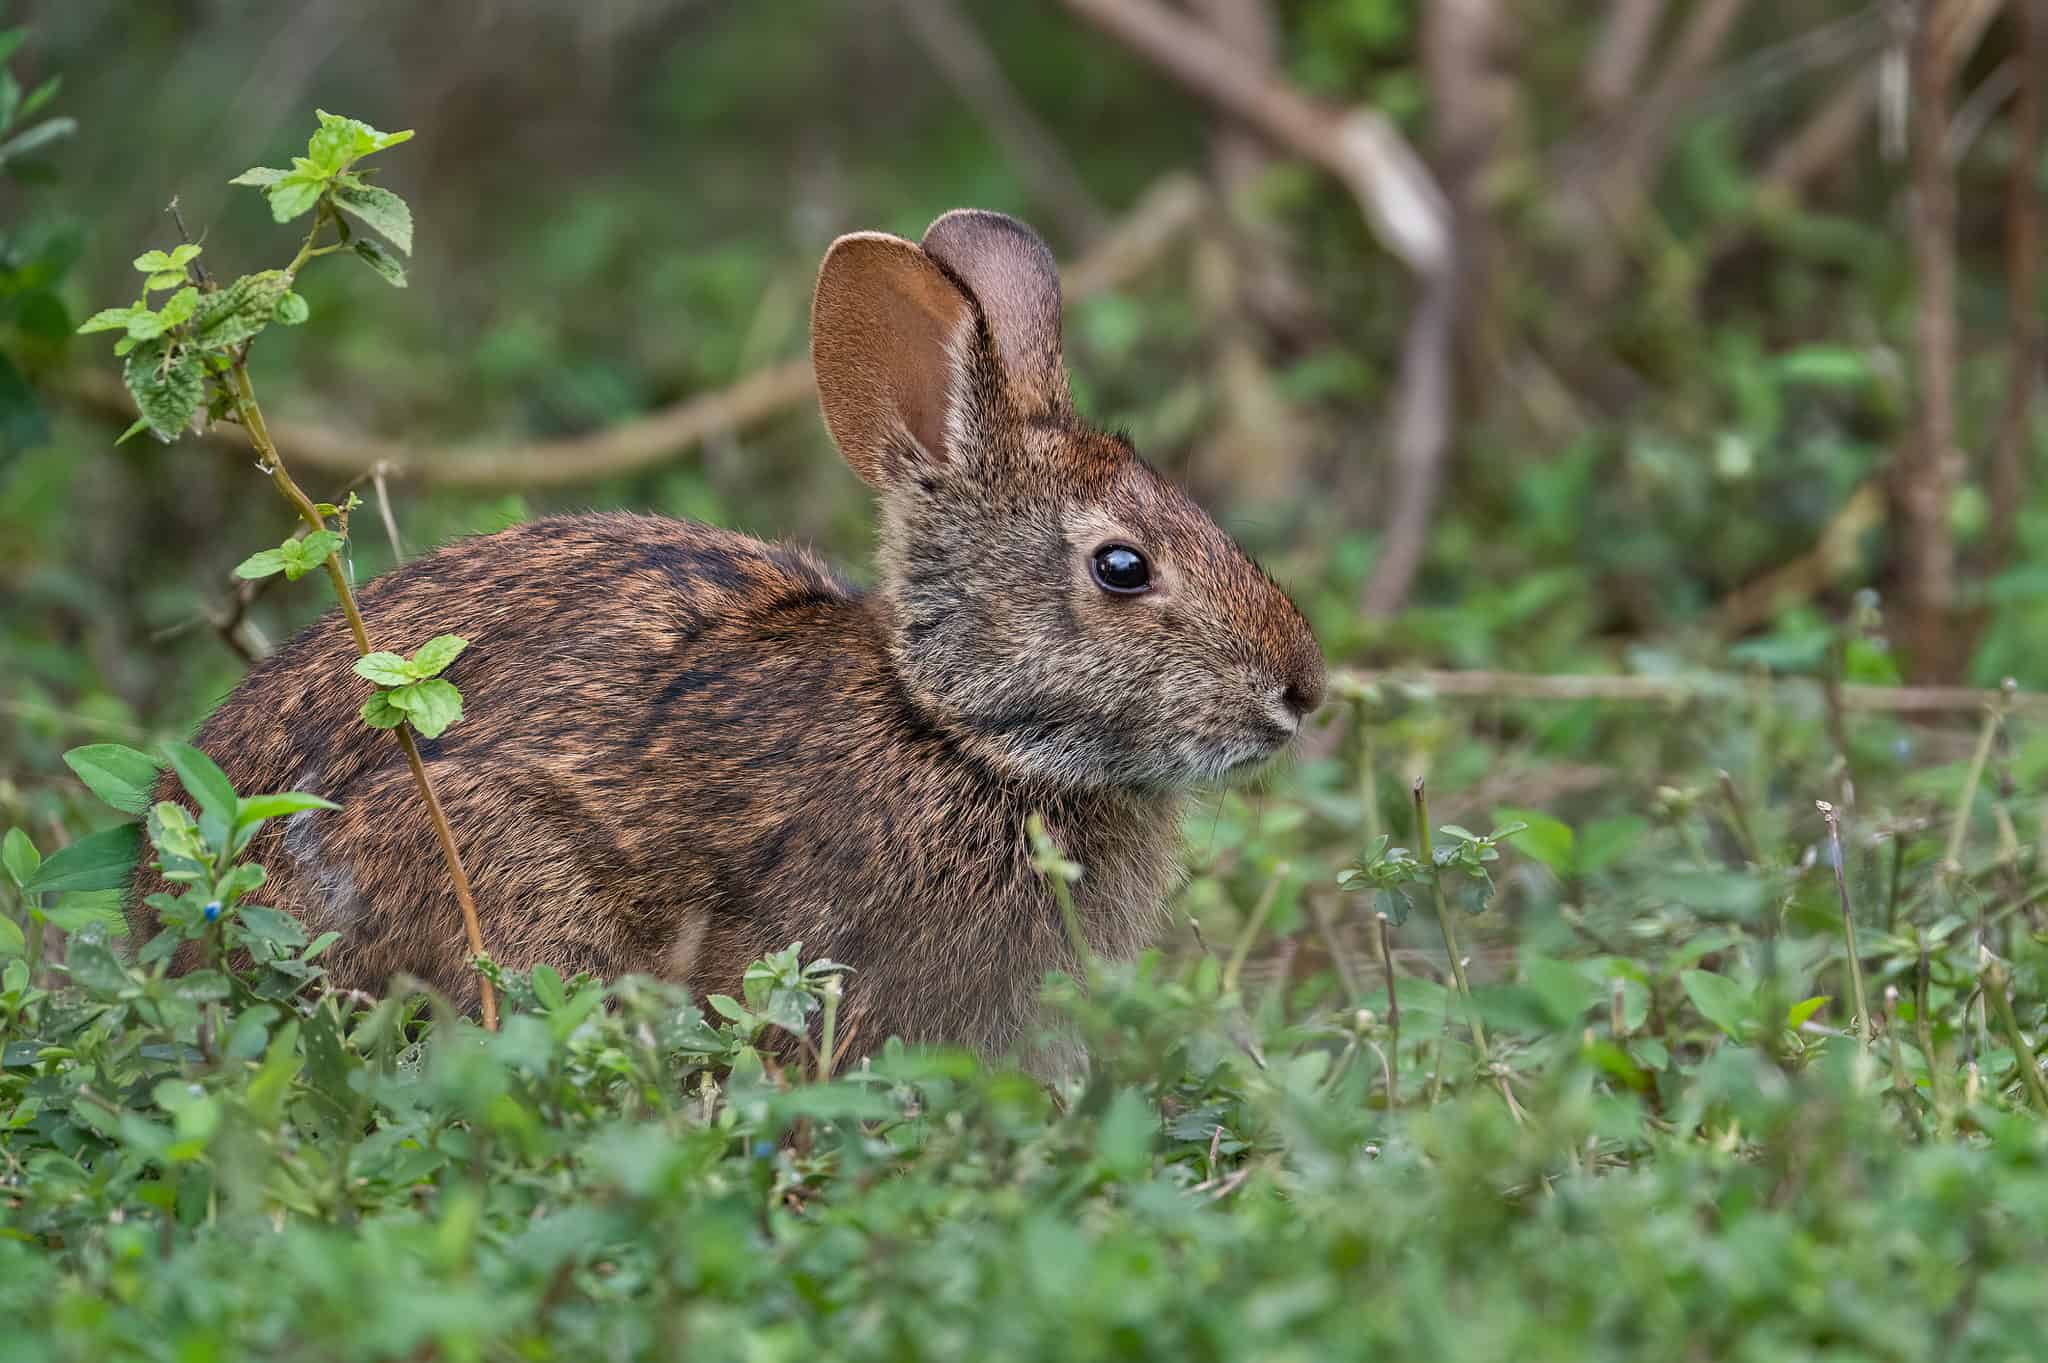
[1090,543,1151,595]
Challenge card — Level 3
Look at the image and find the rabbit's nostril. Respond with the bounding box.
[1281,675,1321,719]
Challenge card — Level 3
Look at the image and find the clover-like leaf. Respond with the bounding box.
[409,634,468,678]
[354,652,414,687]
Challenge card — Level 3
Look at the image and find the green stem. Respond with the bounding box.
[1222,865,1286,994]
[226,359,498,1033]
[1819,802,1871,1055]
[1985,959,2048,1113]
[1943,693,2007,874]
[1416,779,1520,1122]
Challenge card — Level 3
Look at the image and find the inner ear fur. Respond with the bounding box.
[811,231,977,489]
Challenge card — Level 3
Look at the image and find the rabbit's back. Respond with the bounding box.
[132,512,1179,1055]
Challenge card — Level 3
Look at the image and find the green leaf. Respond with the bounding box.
[148,802,207,866]
[64,940,134,998]
[115,417,154,445]
[156,286,199,327]
[331,184,413,255]
[63,744,163,815]
[266,175,323,224]
[310,110,413,164]
[143,270,186,292]
[409,635,468,678]
[76,306,140,334]
[163,742,239,833]
[122,310,166,341]
[234,547,289,580]
[229,166,287,187]
[0,914,22,959]
[122,340,204,440]
[1785,996,1832,1030]
[531,964,566,1012]
[1494,808,1574,873]
[354,652,414,687]
[18,74,60,123]
[393,679,463,738]
[273,290,310,326]
[22,824,142,896]
[0,115,75,167]
[235,792,340,829]
[351,239,407,288]
[191,270,289,349]
[132,250,175,273]
[359,691,406,730]
[1680,969,1756,1041]
[2,827,40,890]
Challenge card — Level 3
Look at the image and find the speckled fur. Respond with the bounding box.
[128,211,1324,1067]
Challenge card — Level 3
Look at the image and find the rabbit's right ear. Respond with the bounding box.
[811,231,978,490]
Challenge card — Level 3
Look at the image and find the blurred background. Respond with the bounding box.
[2,0,2044,811]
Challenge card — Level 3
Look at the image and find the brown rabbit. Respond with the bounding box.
[129,210,1325,1065]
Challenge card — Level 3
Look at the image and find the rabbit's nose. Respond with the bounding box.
[1281,665,1324,720]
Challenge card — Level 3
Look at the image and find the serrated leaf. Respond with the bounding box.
[359,691,406,729]
[77,306,140,334]
[63,744,163,815]
[156,286,199,327]
[234,548,289,580]
[409,634,468,678]
[393,679,462,738]
[354,652,413,686]
[22,824,142,896]
[122,340,204,439]
[2,827,40,890]
[351,239,407,287]
[266,175,323,223]
[228,166,287,187]
[273,290,310,325]
[290,529,342,579]
[331,183,412,255]
[191,270,289,349]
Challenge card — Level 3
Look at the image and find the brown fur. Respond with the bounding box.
[128,211,1324,1067]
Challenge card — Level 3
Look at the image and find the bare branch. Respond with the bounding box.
[891,0,1110,245]
[1989,0,2042,566]
[1337,668,2047,715]
[1895,0,1964,679]
[1058,0,1450,276]
[1583,0,1667,113]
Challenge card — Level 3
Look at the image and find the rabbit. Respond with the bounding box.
[128,209,1326,1066]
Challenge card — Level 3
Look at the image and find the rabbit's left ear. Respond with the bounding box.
[920,209,1071,421]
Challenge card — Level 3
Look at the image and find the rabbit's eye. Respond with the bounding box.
[1090,543,1152,595]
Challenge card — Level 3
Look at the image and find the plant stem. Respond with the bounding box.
[1944,690,2008,874]
[1819,801,1869,1055]
[1984,958,2048,1113]
[1415,779,1520,1122]
[226,360,498,1032]
[1223,865,1286,994]
[1376,913,1401,1105]
[1916,930,1952,1136]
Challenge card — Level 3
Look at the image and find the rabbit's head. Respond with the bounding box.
[812,210,1324,791]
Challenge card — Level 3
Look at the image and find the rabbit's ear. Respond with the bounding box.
[920,210,1071,419]
[812,231,978,489]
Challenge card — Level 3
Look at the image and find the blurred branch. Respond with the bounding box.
[890,0,1110,245]
[1710,480,1886,638]
[1362,0,1506,615]
[1337,668,2047,715]
[62,176,1207,487]
[1057,0,1450,276]
[1583,0,1666,114]
[1895,0,1963,679]
[1988,0,2042,567]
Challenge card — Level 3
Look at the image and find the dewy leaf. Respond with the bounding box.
[22,823,142,896]
[331,184,412,255]
[351,239,407,288]
[354,652,414,687]
[234,547,289,580]
[63,743,163,816]
[228,166,287,187]
[191,270,290,350]
[409,634,468,678]
[122,340,204,440]
[396,679,463,738]
[2,826,40,889]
